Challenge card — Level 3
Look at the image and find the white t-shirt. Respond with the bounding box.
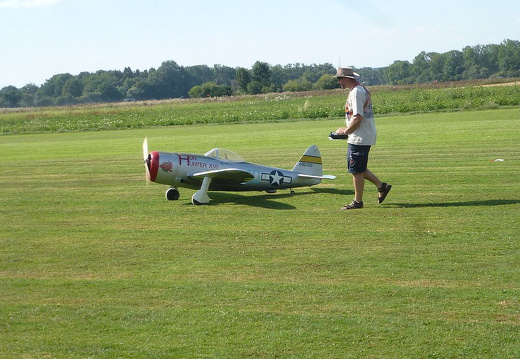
[345,85,377,146]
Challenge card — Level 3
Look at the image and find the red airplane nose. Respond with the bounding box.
[147,151,160,182]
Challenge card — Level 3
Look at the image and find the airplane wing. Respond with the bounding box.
[189,168,254,183]
[297,174,336,180]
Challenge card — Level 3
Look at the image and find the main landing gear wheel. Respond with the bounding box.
[165,188,180,201]
[192,198,205,206]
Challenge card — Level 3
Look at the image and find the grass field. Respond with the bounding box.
[0,108,519,358]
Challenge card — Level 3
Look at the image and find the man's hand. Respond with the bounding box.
[336,127,348,135]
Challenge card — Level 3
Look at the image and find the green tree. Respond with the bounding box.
[246,81,263,95]
[212,64,235,85]
[384,61,412,84]
[98,83,123,102]
[186,65,214,88]
[235,67,251,92]
[251,61,271,88]
[62,77,84,98]
[188,82,232,98]
[122,67,134,80]
[126,79,155,100]
[20,84,38,107]
[283,79,312,92]
[38,73,73,98]
[411,51,432,82]
[269,65,289,92]
[442,50,464,81]
[301,63,335,83]
[428,53,446,81]
[480,44,500,75]
[462,46,481,79]
[80,71,123,102]
[0,86,21,107]
[498,39,520,76]
[313,74,338,90]
[283,63,305,81]
[357,67,384,85]
[148,60,190,99]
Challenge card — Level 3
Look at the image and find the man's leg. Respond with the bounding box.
[353,172,365,203]
[363,169,382,189]
[364,168,392,204]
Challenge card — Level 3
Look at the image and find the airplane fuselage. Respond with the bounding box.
[148,151,321,192]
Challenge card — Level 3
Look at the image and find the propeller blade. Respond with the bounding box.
[143,137,150,184]
[142,137,148,161]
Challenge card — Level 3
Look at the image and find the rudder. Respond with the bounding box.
[291,145,323,177]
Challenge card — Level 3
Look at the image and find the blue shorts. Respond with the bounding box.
[347,144,371,173]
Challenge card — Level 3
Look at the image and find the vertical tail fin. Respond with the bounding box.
[292,145,324,177]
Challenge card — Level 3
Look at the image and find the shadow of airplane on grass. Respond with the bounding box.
[184,187,354,210]
[389,199,520,208]
[183,184,518,210]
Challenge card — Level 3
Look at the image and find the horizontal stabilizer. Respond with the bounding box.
[298,174,336,180]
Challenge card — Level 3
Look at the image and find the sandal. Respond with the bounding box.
[341,200,364,210]
[378,183,392,204]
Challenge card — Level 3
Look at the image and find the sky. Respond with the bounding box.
[1,0,519,88]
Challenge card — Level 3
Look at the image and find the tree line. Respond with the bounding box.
[1,39,518,108]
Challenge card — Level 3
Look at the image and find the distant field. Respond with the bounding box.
[0,107,518,358]
[1,82,519,134]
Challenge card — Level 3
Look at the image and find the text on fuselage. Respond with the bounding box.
[179,155,219,169]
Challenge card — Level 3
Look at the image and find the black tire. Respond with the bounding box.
[165,188,180,200]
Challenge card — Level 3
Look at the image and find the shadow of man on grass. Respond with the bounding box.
[390,199,519,208]
[191,188,353,210]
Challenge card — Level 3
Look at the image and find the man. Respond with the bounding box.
[334,67,391,209]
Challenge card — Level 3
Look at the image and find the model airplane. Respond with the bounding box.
[142,138,336,205]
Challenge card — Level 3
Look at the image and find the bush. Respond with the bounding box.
[283,79,312,92]
[313,74,338,90]
[189,82,232,98]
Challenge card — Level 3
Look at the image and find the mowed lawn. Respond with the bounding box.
[0,108,518,358]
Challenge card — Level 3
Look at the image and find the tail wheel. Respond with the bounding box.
[165,188,180,201]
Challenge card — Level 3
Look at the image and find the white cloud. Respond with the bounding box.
[0,0,61,8]
[411,25,443,37]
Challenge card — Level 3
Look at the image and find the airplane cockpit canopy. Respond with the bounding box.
[204,148,246,162]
